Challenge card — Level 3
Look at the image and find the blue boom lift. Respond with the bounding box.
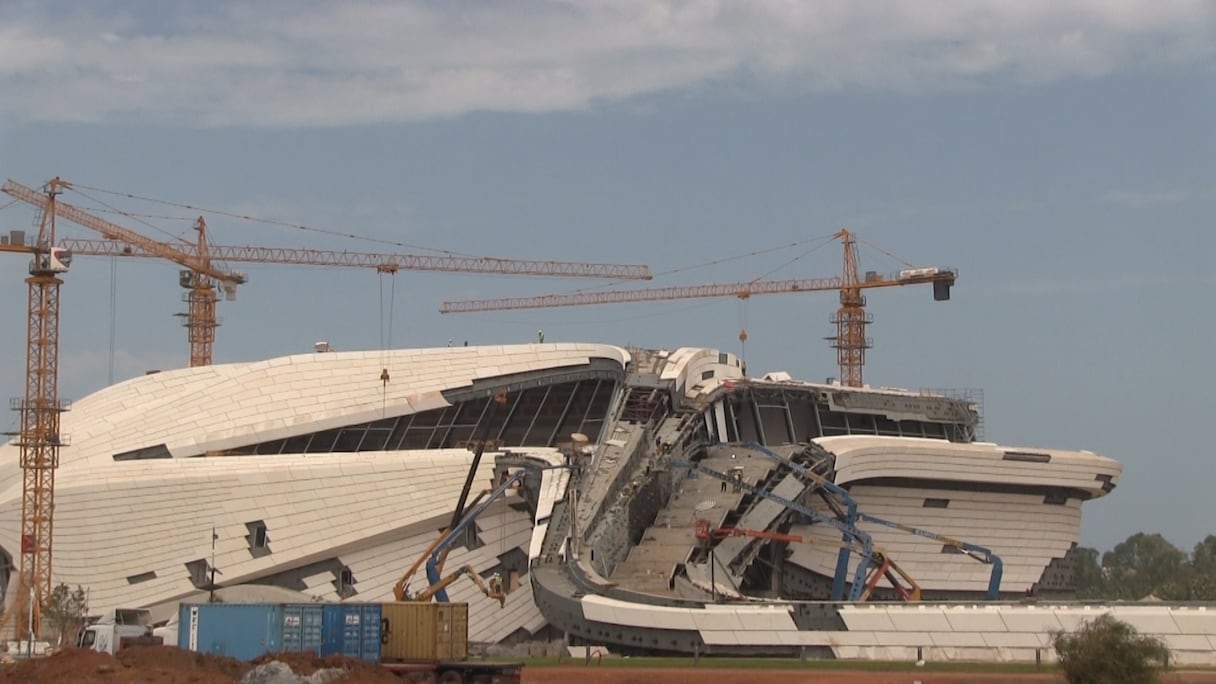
[744,441,1004,600]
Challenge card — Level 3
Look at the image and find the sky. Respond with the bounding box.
[0,0,1213,554]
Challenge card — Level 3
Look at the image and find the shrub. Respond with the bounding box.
[1051,613,1170,684]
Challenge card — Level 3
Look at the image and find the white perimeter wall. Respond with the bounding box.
[578,593,1216,666]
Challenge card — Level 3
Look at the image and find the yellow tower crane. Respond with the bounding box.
[0,175,653,639]
[440,229,957,387]
[5,179,653,367]
[0,177,241,640]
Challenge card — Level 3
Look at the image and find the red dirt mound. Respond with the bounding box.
[0,646,248,684]
[0,648,120,684]
[117,644,250,680]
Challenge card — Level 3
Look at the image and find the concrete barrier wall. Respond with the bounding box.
[810,604,1216,666]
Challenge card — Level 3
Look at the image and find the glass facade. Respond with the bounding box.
[224,378,617,456]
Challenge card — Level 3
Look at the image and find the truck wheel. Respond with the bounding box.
[438,671,464,684]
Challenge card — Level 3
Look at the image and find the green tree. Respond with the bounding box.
[1188,535,1216,599]
[42,583,88,647]
[1052,613,1170,684]
[1101,533,1190,600]
[1072,546,1106,598]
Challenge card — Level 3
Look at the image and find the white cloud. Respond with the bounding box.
[0,0,1212,127]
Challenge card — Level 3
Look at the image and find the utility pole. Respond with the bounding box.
[208,527,218,603]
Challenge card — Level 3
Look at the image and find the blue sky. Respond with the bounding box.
[0,1,1213,553]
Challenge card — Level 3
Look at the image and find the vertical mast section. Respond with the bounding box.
[830,229,872,387]
[183,217,218,367]
[15,178,71,640]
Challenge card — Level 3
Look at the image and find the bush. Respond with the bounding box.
[1051,613,1170,684]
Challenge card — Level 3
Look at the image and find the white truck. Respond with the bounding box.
[77,608,163,655]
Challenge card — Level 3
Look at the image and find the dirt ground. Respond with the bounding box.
[0,645,400,684]
[5,649,1215,684]
[522,667,1216,684]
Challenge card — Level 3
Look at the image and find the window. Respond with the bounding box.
[185,559,210,589]
[113,444,171,461]
[922,498,950,508]
[281,435,311,454]
[254,440,285,455]
[126,571,157,584]
[1003,451,1051,464]
[246,520,271,558]
[701,370,715,381]
[718,353,729,365]
[335,565,357,599]
[333,429,364,452]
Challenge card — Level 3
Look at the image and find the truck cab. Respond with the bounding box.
[77,608,163,655]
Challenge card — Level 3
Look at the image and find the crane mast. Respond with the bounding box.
[830,229,871,388]
[8,179,73,640]
[183,217,219,368]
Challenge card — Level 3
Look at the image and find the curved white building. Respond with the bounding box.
[0,343,629,642]
[0,343,1170,662]
[786,436,1121,599]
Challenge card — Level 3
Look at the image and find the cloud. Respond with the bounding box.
[0,0,1212,128]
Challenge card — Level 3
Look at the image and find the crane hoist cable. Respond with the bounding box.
[737,297,748,372]
[532,233,841,298]
[70,181,485,257]
[108,255,117,385]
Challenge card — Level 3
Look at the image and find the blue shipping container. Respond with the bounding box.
[282,603,324,656]
[178,603,283,662]
[321,603,382,663]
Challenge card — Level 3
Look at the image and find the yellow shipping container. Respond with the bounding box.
[380,602,469,663]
